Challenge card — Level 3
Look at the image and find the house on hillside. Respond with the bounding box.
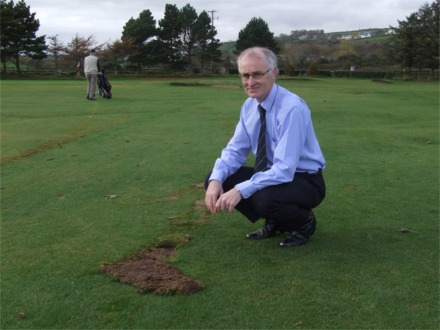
[359,32,372,38]
[386,28,395,35]
[306,54,324,63]
[340,34,352,40]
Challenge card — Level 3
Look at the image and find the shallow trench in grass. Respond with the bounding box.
[102,183,207,295]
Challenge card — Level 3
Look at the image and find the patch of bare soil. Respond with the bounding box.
[170,82,209,87]
[102,247,204,295]
[372,79,393,84]
[212,84,240,89]
[169,82,239,89]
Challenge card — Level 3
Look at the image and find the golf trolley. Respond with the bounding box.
[97,70,112,99]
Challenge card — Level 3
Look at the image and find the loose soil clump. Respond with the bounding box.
[102,246,204,295]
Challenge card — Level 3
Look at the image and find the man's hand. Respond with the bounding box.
[205,180,223,214]
[215,187,242,213]
[205,180,242,214]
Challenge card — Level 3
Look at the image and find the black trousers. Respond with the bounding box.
[204,167,326,232]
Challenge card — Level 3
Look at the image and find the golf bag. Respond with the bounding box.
[97,70,112,99]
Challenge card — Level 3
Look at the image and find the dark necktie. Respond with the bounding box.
[254,105,267,172]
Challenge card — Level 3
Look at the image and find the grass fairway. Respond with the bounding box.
[1,77,438,329]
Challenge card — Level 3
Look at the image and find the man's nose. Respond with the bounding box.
[248,76,257,84]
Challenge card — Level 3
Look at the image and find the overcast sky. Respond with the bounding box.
[26,0,429,44]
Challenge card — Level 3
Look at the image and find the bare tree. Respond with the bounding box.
[102,38,137,74]
[47,35,65,70]
[64,34,100,76]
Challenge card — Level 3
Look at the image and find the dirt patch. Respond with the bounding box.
[170,82,209,87]
[212,84,240,89]
[170,82,240,89]
[103,185,207,295]
[102,246,204,295]
[372,79,393,84]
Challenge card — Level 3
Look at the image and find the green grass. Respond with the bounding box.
[1,77,438,329]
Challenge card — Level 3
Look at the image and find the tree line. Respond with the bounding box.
[1,0,438,77]
[385,0,439,75]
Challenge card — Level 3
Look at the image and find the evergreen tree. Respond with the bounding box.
[416,1,439,74]
[122,9,157,71]
[179,4,199,71]
[234,17,280,55]
[193,11,221,72]
[386,1,439,75]
[0,0,47,74]
[155,4,221,72]
[156,4,185,72]
[386,13,419,72]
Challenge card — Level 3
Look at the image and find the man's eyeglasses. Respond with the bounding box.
[240,68,272,80]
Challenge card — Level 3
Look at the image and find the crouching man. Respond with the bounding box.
[204,47,326,248]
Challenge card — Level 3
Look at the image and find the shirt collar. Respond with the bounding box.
[260,84,278,112]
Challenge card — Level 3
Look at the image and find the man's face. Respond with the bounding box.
[239,53,276,103]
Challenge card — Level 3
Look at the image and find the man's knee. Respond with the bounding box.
[252,190,275,218]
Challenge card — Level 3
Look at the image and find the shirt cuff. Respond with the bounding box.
[234,181,256,199]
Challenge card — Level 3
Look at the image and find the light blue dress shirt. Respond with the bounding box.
[209,84,326,199]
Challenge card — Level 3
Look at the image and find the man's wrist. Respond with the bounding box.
[209,179,221,186]
[234,185,243,198]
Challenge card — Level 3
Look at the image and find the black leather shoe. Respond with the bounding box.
[279,211,317,248]
[247,220,278,240]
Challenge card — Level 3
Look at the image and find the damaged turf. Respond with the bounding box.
[102,246,204,295]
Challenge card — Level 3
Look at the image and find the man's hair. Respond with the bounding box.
[237,47,278,70]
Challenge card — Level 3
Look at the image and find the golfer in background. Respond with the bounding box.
[84,49,100,101]
[204,46,326,248]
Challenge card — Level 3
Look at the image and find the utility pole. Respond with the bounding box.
[206,10,218,73]
[207,10,217,27]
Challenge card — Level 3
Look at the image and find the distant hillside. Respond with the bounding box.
[220,28,391,48]
[219,41,236,52]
